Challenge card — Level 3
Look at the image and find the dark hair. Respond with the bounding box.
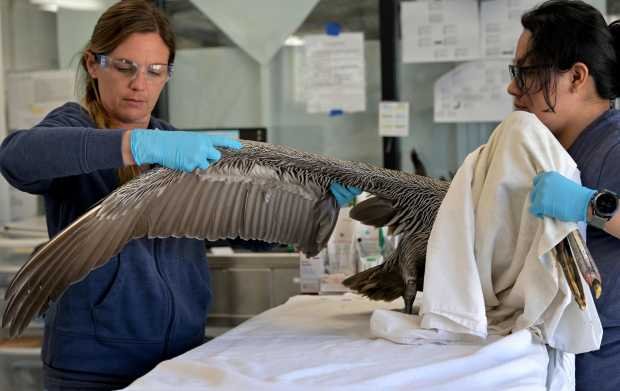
[78,0,176,184]
[520,0,619,111]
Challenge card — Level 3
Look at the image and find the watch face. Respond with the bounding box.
[596,192,618,216]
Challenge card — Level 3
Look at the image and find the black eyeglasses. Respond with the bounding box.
[508,64,550,91]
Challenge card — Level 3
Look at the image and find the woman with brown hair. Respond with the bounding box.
[0,1,239,389]
[0,1,359,389]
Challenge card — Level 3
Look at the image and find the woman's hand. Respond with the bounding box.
[529,171,595,222]
[127,129,242,172]
[330,182,362,207]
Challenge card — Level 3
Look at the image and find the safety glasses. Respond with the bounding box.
[94,53,174,84]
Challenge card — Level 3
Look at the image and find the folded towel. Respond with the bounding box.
[371,308,491,345]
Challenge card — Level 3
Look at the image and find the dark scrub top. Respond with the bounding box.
[568,109,620,391]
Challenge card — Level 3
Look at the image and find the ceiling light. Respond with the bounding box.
[30,0,104,12]
[284,36,305,47]
[38,3,58,12]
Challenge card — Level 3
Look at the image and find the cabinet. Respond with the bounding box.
[0,238,47,391]
[206,252,300,337]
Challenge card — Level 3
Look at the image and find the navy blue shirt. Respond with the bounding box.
[568,109,620,391]
[0,103,212,390]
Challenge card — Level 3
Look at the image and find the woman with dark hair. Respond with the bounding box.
[507,1,620,389]
[0,1,358,389]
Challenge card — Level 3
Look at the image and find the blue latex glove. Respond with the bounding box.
[529,171,595,222]
[131,129,242,172]
[329,182,362,207]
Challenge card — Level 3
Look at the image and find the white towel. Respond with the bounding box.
[378,111,601,353]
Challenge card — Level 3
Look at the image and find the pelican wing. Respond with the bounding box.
[2,140,444,337]
[3,168,337,337]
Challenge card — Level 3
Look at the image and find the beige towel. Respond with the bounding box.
[418,111,601,354]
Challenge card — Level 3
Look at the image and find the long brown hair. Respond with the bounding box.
[78,0,176,185]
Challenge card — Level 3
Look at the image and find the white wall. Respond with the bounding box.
[265,42,383,165]
[56,0,115,70]
[168,47,262,128]
[0,0,60,223]
[398,61,460,178]
[2,0,57,72]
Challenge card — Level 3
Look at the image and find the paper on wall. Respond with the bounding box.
[304,33,366,113]
[401,0,480,63]
[481,0,541,59]
[379,101,410,137]
[434,60,512,122]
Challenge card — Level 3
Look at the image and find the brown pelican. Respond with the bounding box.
[1,140,600,337]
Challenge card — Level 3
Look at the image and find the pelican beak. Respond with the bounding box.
[566,230,602,299]
[553,230,602,310]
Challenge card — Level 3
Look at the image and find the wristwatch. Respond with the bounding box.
[588,189,619,229]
